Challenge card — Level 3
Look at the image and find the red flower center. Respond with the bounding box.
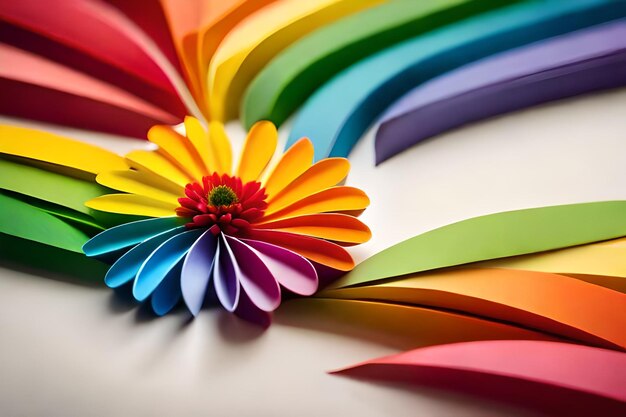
[176,173,267,235]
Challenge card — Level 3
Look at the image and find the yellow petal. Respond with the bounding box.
[126,150,192,188]
[208,121,233,174]
[259,186,369,223]
[266,157,349,213]
[86,194,178,217]
[262,138,314,198]
[236,120,277,182]
[255,213,371,244]
[0,125,126,175]
[96,170,181,205]
[184,116,213,172]
[147,124,207,180]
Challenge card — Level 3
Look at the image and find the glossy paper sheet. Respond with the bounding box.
[375,20,626,163]
[334,341,626,416]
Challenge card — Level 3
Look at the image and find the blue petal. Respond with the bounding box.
[133,229,204,301]
[181,230,217,316]
[151,260,183,316]
[83,217,186,257]
[104,227,184,288]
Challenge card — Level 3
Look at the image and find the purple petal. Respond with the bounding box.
[243,239,318,296]
[181,231,218,316]
[213,234,240,312]
[226,236,281,312]
[234,289,272,327]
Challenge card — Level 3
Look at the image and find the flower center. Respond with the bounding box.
[208,185,238,207]
[175,173,267,235]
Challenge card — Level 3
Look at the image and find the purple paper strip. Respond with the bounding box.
[213,234,240,312]
[375,20,626,164]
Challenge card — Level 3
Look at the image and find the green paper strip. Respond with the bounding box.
[286,0,626,160]
[0,233,108,284]
[0,192,90,253]
[331,201,626,289]
[242,0,518,127]
[0,157,109,215]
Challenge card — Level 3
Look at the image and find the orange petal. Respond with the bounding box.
[86,194,178,217]
[255,213,371,244]
[148,124,207,180]
[266,157,349,213]
[262,138,314,198]
[245,229,354,271]
[126,150,192,188]
[236,120,277,182]
[259,186,369,223]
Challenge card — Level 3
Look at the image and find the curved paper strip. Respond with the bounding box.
[255,213,371,244]
[244,239,318,296]
[226,236,281,312]
[0,44,180,137]
[478,237,626,279]
[183,116,213,173]
[0,158,109,215]
[86,194,178,217]
[213,233,240,312]
[208,0,380,121]
[262,138,314,199]
[0,192,89,253]
[376,20,626,163]
[266,158,349,211]
[125,150,192,188]
[244,229,354,271]
[83,217,185,257]
[19,196,103,231]
[96,170,182,204]
[133,229,203,301]
[0,125,127,175]
[287,0,626,160]
[280,298,557,349]
[193,0,277,117]
[564,274,626,294]
[243,0,516,127]
[332,201,626,288]
[181,230,217,316]
[333,341,626,415]
[321,268,626,350]
[206,122,233,174]
[151,260,184,316]
[0,0,187,120]
[0,0,175,91]
[103,227,184,288]
[260,186,369,222]
[236,121,277,182]
[147,125,206,181]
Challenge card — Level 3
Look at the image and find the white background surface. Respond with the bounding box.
[1,87,625,416]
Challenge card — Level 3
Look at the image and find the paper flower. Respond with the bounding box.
[82,117,371,321]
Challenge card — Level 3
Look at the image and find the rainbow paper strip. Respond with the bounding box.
[332,201,626,288]
[333,341,626,416]
[375,20,626,163]
[286,0,626,161]
[242,0,517,127]
[321,268,626,350]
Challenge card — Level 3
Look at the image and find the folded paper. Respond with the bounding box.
[287,0,626,161]
[375,20,626,163]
